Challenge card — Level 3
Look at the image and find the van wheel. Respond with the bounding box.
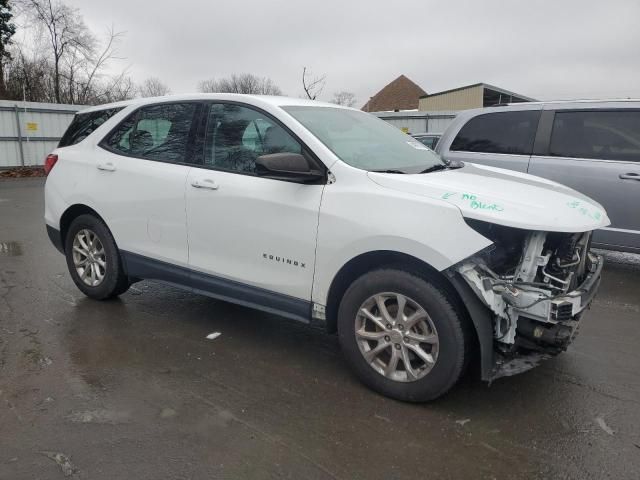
[64,214,130,300]
[337,269,469,402]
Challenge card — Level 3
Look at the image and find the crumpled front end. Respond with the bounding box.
[453,220,603,379]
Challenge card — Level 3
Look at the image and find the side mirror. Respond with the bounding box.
[255,153,324,183]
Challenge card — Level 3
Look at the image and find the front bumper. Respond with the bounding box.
[492,252,603,379]
[497,251,603,325]
[548,252,603,320]
[451,250,604,381]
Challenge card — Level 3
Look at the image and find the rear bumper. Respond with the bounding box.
[46,224,64,254]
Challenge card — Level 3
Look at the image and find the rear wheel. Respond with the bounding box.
[65,214,130,299]
[337,269,469,402]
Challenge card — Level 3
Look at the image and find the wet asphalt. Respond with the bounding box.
[0,178,639,480]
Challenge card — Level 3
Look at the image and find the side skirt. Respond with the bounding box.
[121,251,314,325]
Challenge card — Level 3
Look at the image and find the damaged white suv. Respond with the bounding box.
[44,94,607,401]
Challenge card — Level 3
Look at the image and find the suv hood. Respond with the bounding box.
[367,163,610,232]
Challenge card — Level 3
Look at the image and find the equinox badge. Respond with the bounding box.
[263,253,306,268]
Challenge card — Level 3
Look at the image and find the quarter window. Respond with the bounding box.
[204,103,302,174]
[549,110,640,162]
[59,107,123,147]
[451,111,540,155]
[103,103,197,163]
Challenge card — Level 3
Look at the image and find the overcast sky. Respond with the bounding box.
[65,0,640,107]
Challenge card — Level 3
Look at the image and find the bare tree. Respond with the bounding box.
[74,26,125,104]
[302,66,325,100]
[100,72,136,102]
[25,0,91,103]
[0,0,16,98]
[199,73,281,95]
[13,1,132,105]
[4,47,50,101]
[138,76,171,97]
[331,91,356,107]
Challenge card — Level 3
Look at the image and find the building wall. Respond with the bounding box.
[418,85,484,112]
[0,100,83,167]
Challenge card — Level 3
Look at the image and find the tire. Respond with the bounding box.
[337,269,469,402]
[64,214,130,300]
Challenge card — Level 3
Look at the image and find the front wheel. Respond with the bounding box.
[65,214,130,300]
[337,269,470,402]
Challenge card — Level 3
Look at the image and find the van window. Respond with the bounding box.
[58,107,123,147]
[549,110,640,162]
[102,103,197,163]
[451,111,540,155]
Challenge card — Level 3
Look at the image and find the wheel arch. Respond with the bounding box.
[326,250,457,331]
[324,250,494,379]
[59,204,108,252]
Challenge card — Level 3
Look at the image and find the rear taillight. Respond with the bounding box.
[44,154,58,175]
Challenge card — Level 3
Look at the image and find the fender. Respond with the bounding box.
[311,169,493,307]
[447,271,495,381]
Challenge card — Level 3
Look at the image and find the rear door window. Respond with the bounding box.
[58,107,123,147]
[102,103,197,163]
[451,110,540,155]
[549,110,640,162]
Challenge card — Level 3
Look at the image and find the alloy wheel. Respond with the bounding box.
[355,292,439,382]
[72,229,107,287]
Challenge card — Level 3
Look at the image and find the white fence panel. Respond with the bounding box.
[0,141,20,167]
[0,100,84,168]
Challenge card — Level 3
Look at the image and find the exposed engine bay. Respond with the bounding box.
[455,220,603,378]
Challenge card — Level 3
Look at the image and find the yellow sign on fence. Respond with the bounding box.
[26,122,38,132]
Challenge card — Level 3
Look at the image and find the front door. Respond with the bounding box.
[185,102,325,319]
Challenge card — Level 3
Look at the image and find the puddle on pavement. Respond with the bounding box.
[0,241,22,256]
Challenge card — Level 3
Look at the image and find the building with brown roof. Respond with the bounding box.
[362,75,427,112]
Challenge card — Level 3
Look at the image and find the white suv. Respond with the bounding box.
[45,94,608,401]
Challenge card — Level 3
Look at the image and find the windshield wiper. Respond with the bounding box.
[419,164,448,174]
[370,169,406,174]
[446,159,465,169]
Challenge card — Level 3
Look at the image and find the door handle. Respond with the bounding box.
[619,173,640,181]
[190,178,219,190]
[97,162,116,172]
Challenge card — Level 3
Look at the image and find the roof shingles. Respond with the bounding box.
[362,75,427,112]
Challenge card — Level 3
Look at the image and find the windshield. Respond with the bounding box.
[283,106,445,173]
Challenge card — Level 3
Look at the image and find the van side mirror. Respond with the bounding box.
[255,153,324,183]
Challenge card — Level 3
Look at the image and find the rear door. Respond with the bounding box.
[440,107,542,172]
[90,102,201,265]
[528,107,640,251]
